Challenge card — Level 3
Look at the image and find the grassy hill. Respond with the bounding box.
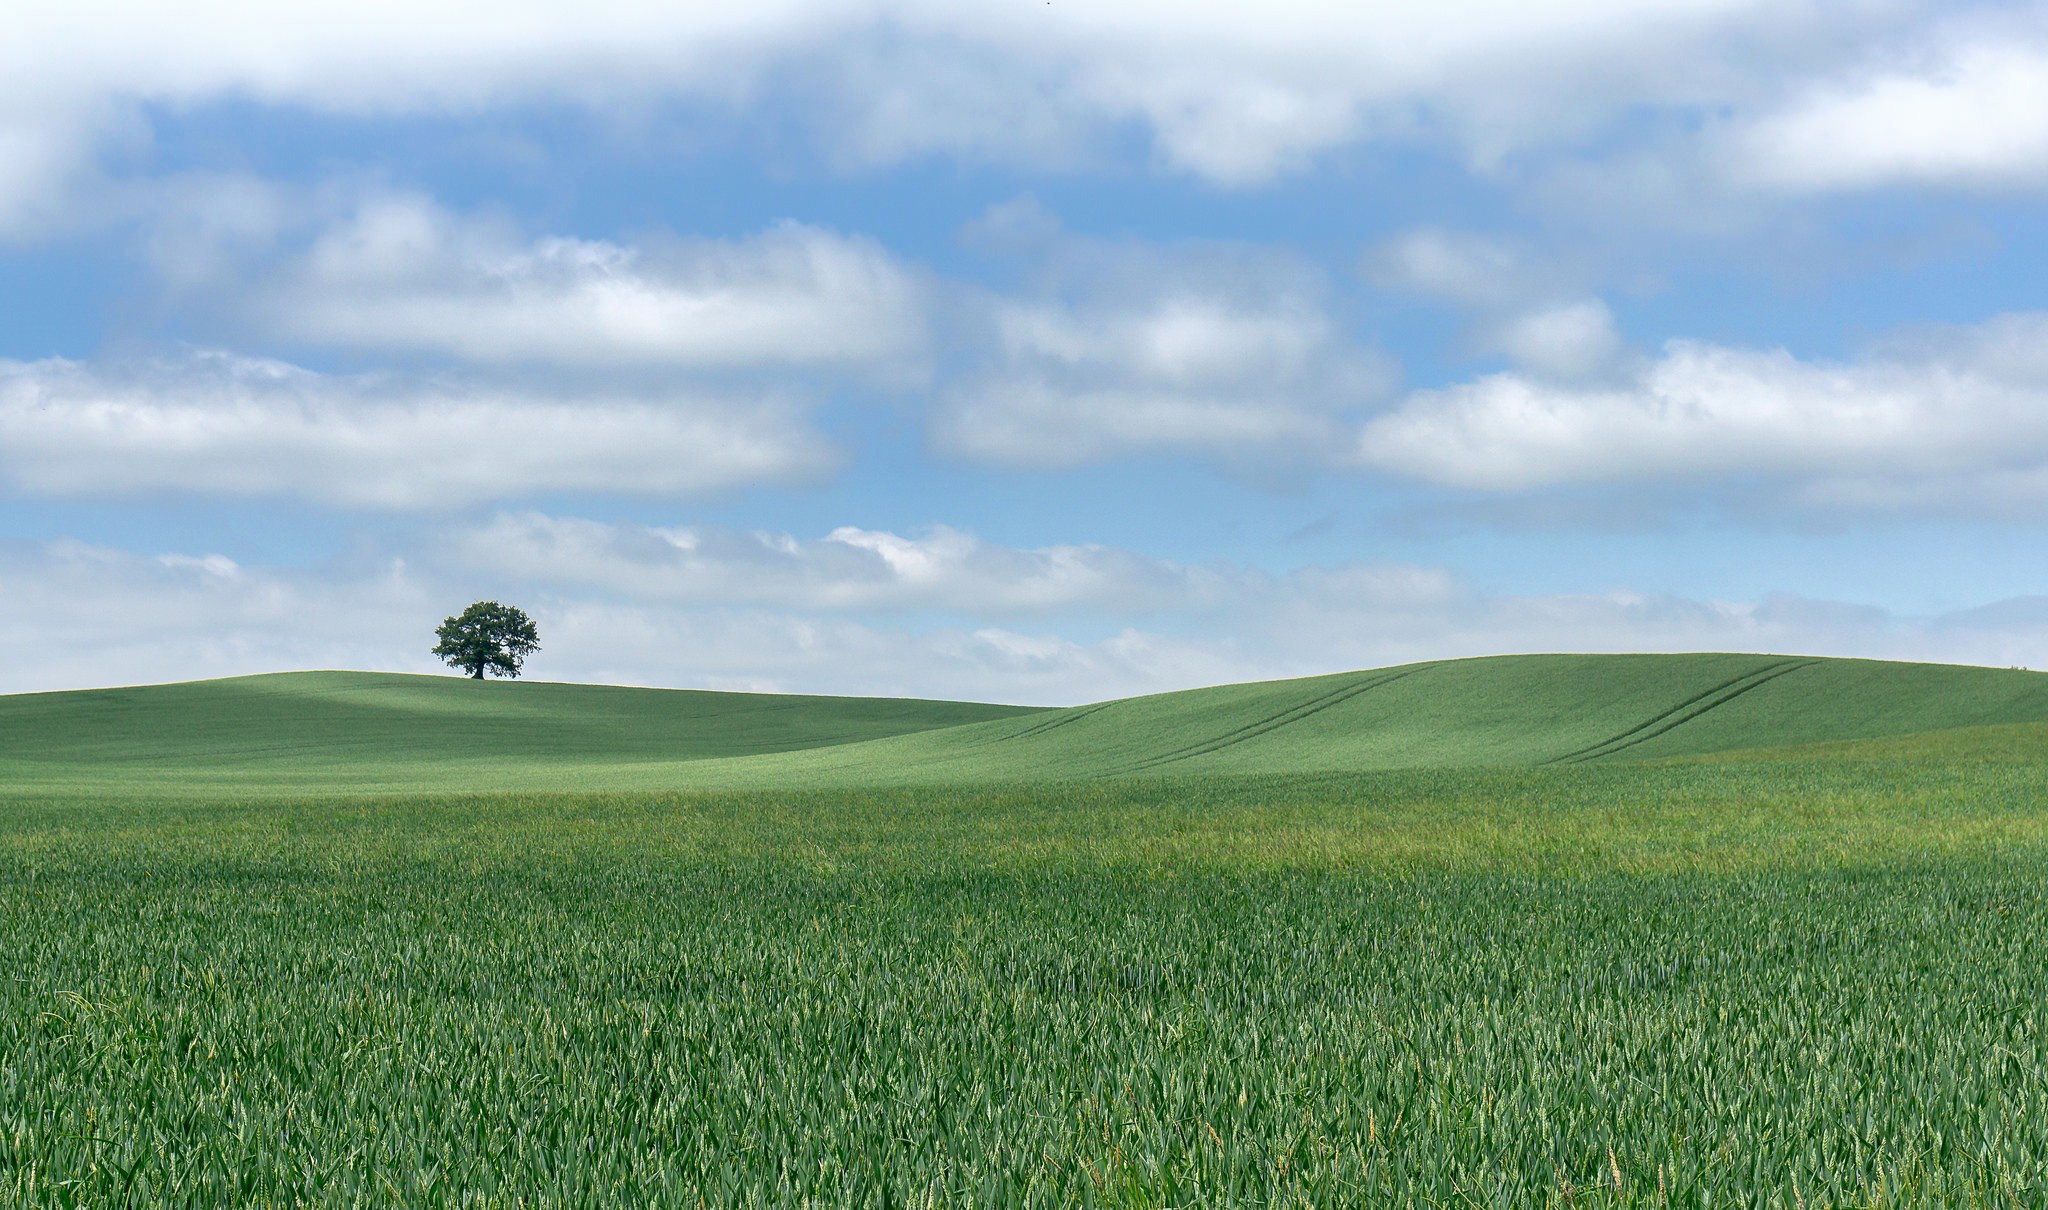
[0,671,1042,794]
[6,653,2048,795]
[12,654,2048,1202]
[731,652,2048,787]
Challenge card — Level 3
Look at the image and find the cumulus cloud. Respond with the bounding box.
[454,510,1470,624]
[1367,228,1558,310]
[936,224,1393,468]
[544,607,1251,704]
[854,0,1829,182]
[0,100,119,240]
[1477,299,1627,380]
[1729,37,2048,192]
[0,0,1949,236]
[991,293,1341,389]
[8,530,2048,702]
[0,351,833,509]
[1368,228,1624,380]
[446,513,1224,614]
[0,538,435,693]
[253,196,927,373]
[936,380,1357,471]
[1279,585,2048,681]
[0,532,1253,701]
[1358,312,2048,509]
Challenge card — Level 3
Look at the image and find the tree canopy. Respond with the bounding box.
[433,601,540,680]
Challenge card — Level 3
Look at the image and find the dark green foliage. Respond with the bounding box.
[432,600,541,679]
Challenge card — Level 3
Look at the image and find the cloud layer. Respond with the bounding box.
[1,0,2033,242]
[8,526,2048,702]
[22,301,2048,517]
[937,220,1393,469]
[260,198,927,374]
[449,513,1222,614]
[0,352,832,508]
[1360,313,2048,510]
[1728,34,2048,193]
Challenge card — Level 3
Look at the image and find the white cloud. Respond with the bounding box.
[0,100,117,240]
[1358,313,2048,508]
[0,2,849,118]
[0,351,833,509]
[258,196,926,373]
[1367,229,1625,378]
[142,173,305,289]
[1479,298,1627,379]
[9,531,2048,703]
[879,0,1813,182]
[0,532,1250,701]
[937,380,1359,471]
[448,513,1221,613]
[451,509,1468,623]
[545,608,1252,704]
[0,0,1944,235]
[1367,228,1552,309]
[1730,38,2048,192]
[936,229,1394,469]
[992,295,1335,388]
[1269,585,2048,681]
[0,538,434,694]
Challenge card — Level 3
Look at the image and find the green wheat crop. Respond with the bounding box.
[7,656,2048,1205]
[6,756,2048,1205]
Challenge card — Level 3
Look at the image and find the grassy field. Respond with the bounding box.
[10,653,2048,795]
[0,671,1040,795]
[6,655,2048,1205]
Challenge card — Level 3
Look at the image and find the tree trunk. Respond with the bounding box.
[472,667,484,679]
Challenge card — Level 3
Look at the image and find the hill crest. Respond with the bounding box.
[5,654,2046,795]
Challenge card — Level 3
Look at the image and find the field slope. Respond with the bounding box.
[0,671,1042,794]
[743,651,2048,786]
[5,653,2048,795]
[10,654,2048,1204]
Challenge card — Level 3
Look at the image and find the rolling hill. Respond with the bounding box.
[5,653,2048,796]
[747,652,2048,785]
[0,671,1041,794]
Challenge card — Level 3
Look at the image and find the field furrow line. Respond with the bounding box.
[997,701,1116,743]
[1139,674,1403,763]
[1121,668,1422,772]
[1542,660,1801,765]
[1560,659,1821,764]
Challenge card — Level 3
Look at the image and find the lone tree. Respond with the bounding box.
[433,600,540,680]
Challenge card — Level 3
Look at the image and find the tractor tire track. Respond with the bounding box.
[996,701,1116,743]
[1541,662,1795,765]
[1548,658,1820,765]
[1121,668,1422,773]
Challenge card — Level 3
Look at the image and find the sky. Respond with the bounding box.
[6,0,2048,703]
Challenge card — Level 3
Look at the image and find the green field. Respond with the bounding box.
[7,654,2048,1204]
[0,671,1038,795]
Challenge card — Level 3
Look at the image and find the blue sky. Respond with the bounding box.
[6,0,2048,701]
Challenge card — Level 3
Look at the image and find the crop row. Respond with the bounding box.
[4,765,2046,1206]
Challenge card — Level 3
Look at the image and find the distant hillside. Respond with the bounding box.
[6,655,2048,797]
[704,653,2048,788]
[0,671,1041,795]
